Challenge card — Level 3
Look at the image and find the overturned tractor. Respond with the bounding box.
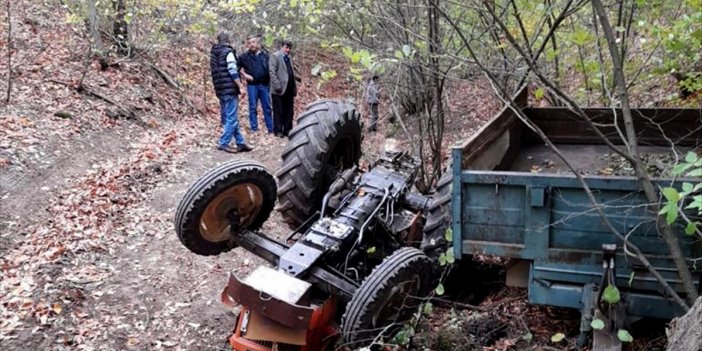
[174,100,444,350]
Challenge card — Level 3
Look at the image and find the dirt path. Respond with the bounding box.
[0,117,152,254]
[0,99,400,349]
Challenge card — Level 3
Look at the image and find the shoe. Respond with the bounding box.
[275,132,284,138]
[237,144,253,152]
[217,145,237,153]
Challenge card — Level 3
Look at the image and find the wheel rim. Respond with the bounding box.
[371,273,422,327]
[199,183,263,242]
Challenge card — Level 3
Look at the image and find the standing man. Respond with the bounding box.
[364,75,381,132]
[210,31,252,153]
[269,40,298,138]
[238,35,274,134]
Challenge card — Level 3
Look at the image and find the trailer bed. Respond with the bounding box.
[509,144,681,176]
[449,88,702,320]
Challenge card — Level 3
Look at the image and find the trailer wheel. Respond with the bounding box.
[341,247,436,348]
[175,160,277,256]
[276,100,362,229]
[421,164,453,258]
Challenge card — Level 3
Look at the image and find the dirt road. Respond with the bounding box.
[0,102,401,350]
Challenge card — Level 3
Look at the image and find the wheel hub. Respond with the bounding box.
[371,274,421,327]
[199,183,263,243]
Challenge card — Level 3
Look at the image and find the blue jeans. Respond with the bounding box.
[247,84,273,133]
[219,95,245,147]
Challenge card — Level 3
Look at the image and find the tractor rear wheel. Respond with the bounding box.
[421,164,453,258]
[276,100,362,229]
[341,247,436,348]
[174,160,277,256]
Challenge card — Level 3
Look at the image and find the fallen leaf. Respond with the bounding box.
[127,337,140,346]
[52,303,63,314]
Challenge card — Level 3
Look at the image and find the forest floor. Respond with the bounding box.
[0,2,672,351]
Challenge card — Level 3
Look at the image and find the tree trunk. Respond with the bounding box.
[666,297,702,351]
[88,0,102,52]
[591,0,698,305]
[5,0,11,104]
[427,0,444,183]
[113,0,129,55]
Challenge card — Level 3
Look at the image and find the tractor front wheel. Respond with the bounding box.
[174,160,277,256]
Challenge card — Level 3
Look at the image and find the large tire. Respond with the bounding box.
[276,100,362,229]
[341,247,436,348]
[175,159,277,256]
[420,165,452,258]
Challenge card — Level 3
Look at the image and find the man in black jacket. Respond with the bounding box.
[238,36,273,134]
[210,32,252,153]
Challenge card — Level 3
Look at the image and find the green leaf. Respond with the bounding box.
[523,332,533,341]
[685,151,698,163]
[351,51,362,64]
[572,28,592,45]
[662,187,680,202]
[602,285,621,304]
[666,203,678,224]
[551,333,566,343]
[423,302,433,315]
[366,246,376,254]
[685,222,697,235]
[320,70,337,81]
[673,162,694,175]
[686,168,702,177]
[438,253,447,266]
[591,318,605,330]
[444,227,453,242]
[435,283,445,296]
[394,50,404,60]
[342,46,353,60]
[685,196,702,211]
[617,329,634,343]
[445,249,455,264]
[534,87,545,100]
[682,182,694,194]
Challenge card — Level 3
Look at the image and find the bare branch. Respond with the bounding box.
[592,0,698,304]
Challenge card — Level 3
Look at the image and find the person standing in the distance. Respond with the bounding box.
[364,74,381,132]
[269,40,299,138]
[238,35,274,134]
[209,31,252,153]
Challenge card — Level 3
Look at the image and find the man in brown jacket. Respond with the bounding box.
[269,40,298,138]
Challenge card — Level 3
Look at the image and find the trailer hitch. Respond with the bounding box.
[578,244,627,351]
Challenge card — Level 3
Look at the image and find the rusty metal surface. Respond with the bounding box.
[222,273,315,330]
[244,311,308,346]
[507,144,682,174]
[524,107,702,146]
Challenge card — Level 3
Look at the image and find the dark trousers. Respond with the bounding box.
[273,92,295,135]
[368,103,378,131]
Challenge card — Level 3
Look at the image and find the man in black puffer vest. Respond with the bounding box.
[210,31,252,153]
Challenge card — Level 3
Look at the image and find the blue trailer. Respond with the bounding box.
[428,89,702,348]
